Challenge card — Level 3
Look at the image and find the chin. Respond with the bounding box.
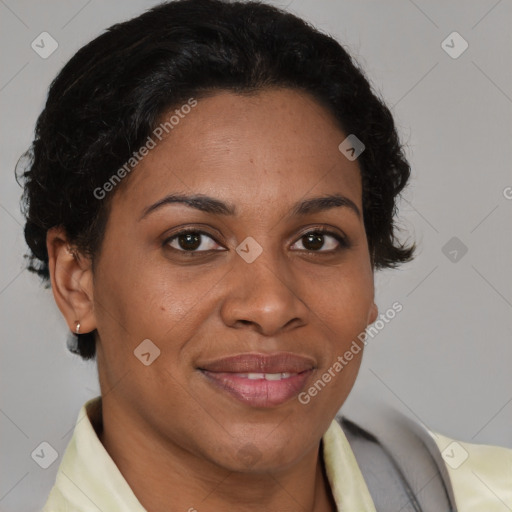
[203,434,307,474]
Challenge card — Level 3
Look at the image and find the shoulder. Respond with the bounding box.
[337,405,512,511]
[429,430,512,512]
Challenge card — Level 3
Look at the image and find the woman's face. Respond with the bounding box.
[91,88,377,471]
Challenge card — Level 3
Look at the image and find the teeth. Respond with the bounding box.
[247,373,265,380]
[242,373,293,380]
[264,373,282,381]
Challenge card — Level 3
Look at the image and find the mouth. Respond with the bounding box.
[197,352,315,408]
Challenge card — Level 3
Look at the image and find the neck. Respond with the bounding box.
[96,398,336,512]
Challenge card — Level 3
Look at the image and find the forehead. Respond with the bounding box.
[113,88,363,216]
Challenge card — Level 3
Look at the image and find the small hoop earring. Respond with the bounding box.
[75,321,81,335]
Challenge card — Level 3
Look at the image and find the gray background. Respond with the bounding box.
[1,0,511,510]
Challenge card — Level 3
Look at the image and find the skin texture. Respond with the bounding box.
[47,88,378,512]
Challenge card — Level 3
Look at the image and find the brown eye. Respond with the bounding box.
[177,233,201,250]
[166,231,223,252]
[303,232,325,250]
[290,230,346,252]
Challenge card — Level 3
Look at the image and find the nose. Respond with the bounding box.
[219,252,310,336]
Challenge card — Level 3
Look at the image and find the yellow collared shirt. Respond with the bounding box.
[42,396,512,511]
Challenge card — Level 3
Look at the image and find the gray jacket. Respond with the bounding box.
[340,407,457,511]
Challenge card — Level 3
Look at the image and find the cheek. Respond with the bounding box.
[303,258,373,392]
[299,277,370,417]
[305,260,374,327]
[93,251,225,348]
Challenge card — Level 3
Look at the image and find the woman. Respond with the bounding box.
[18,0,511,510]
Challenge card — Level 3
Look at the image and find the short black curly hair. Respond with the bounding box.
[18,0,414,361]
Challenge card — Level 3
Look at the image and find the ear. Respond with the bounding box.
[368,301,378,325]
[46,227,96,334]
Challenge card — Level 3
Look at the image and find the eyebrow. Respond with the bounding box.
[140,193,361,220]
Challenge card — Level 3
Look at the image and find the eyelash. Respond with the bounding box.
[163,226,350,254]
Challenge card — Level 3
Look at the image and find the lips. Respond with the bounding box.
[198,352,315,373]
[198,353,315,407]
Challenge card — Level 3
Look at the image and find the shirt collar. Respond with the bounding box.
[43,396,376,511]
